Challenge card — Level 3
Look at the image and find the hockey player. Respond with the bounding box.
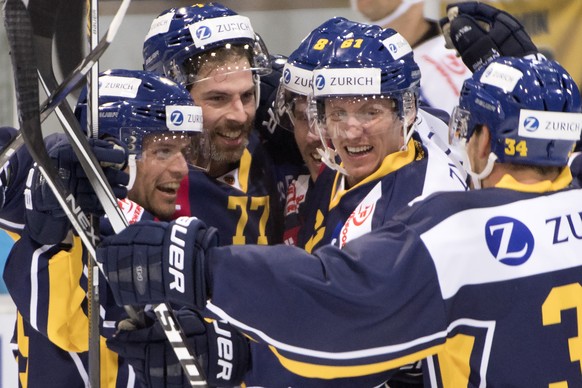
[97,55,582,386]
[279,16,458,249]
[297,24,468,251]
[3,69,247,388]
[0,124,130,387]
[276,16,365,247]
[243,23,468,387]
[142,3,285,245]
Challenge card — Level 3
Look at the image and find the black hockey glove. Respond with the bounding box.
[96,216,218,309]
[24,136,129,245]
[439,1,538,72]
[107,308,250,388]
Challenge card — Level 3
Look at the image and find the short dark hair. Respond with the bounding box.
[183,44,254,82]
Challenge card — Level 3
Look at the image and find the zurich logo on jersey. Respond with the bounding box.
[523,116,540,132]
[283,68,291,85]
[196,26,212,40]
[485,216,534,266]
[170,111,184,126]
[315,75,325,90]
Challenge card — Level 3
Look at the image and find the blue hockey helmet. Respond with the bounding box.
[75,69,211,171]
[310,26,420,126]
[142,3,270,86]
[305,27,421,174]
[309,27,421,140]
[312,26,420,102]
[275,17,369,131]
[450,57,582,167]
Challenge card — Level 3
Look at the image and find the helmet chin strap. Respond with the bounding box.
[316,146,348,176]
[351,0,423,26]
[466,152,497,189]
[254,73,261,109]
[126,154,137,190]
[400,116,416,151]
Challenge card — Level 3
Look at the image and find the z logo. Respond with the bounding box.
[283,68,291,84]
[315,74,325,90]
[485,216,534,265]
[523,116,540,132]
[170,111,184,126]
[196,26,212,40]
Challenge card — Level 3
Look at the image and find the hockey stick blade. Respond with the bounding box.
[38,0,130,123]
[0,0,130,170]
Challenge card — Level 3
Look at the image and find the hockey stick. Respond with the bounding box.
[87,0,102,384]
[5,1,209,386]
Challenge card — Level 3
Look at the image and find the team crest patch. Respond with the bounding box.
[117,198,145,224]
[336,182,381,248]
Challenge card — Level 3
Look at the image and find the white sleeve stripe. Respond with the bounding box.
[206,301,447,361]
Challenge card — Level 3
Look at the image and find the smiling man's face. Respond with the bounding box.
[189,56,256,177]
[129,134,191,220]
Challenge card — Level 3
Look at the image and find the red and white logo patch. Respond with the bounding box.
[339,182,382,248]
[117,198,145,224]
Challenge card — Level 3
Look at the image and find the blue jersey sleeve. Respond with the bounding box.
[206,221,448,379]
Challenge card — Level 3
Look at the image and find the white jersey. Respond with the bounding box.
[414,35,471,114]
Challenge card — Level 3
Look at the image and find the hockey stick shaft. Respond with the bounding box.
[87,0,101,384]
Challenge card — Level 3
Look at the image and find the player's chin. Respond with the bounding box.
[152,200,179,221]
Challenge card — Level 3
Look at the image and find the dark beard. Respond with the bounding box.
[210,137,249,164]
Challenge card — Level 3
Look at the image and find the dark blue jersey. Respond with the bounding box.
[3,200,154,387]
[206,168,582,386]
[0,127,33,235]
[299,134,467,252]
[244,130,467,386]
[174,133,284,245]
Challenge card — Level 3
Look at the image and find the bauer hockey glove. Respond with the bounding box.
[24,135,129,245]
[107,308,250,388]
[96,216,218,309]
[439,1,538,72]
